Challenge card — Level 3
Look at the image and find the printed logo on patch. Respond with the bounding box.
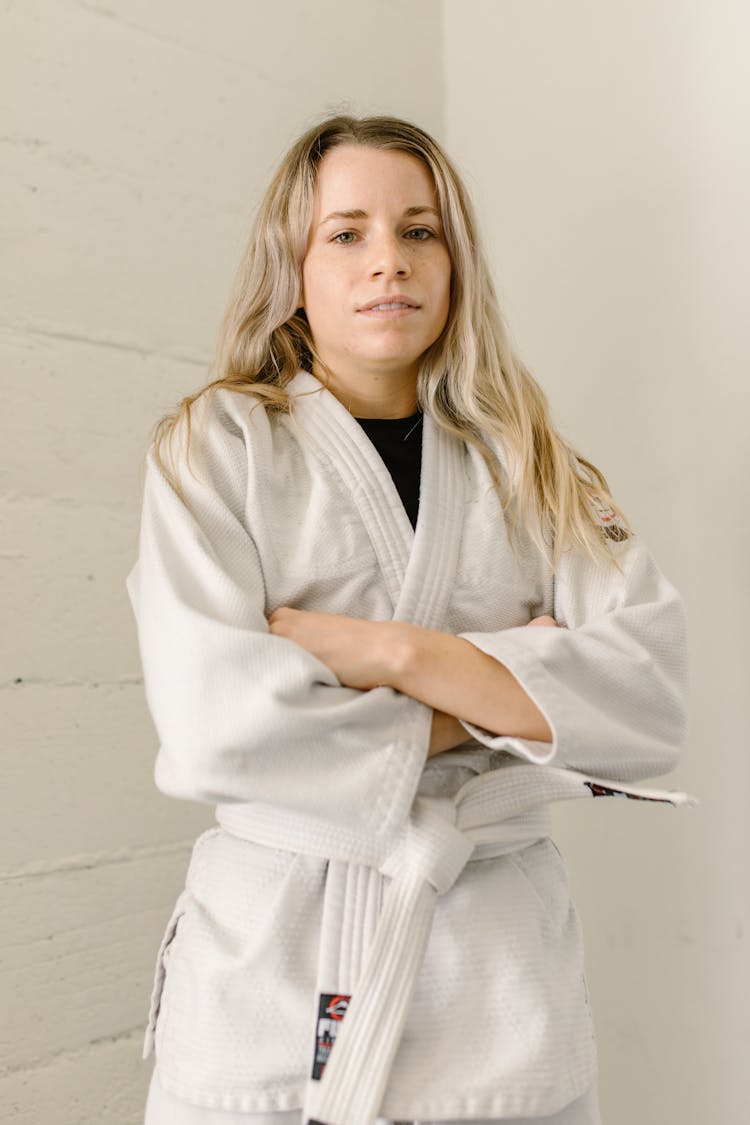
[585,781,671,803]
[310,993,350,1080]
[590,496,630,542]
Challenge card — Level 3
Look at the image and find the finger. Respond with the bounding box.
[527,615,559,627]
[267,606,296,626]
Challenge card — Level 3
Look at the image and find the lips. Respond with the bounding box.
[358,295,420,311]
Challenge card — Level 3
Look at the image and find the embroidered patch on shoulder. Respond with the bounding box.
[590,497,630,542]
[310,992,350,1081]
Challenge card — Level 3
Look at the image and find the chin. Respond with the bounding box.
[360,340,426,363]
[361,354,423,373]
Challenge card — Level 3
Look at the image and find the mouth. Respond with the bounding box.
[357,298,421,319]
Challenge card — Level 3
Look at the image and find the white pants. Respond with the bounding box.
[144,1068,602,1125]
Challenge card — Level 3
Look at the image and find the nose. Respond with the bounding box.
[368,231,411,279]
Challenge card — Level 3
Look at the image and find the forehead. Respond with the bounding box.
[313,144,438,212]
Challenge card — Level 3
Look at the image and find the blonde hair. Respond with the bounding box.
[152,113,630,569]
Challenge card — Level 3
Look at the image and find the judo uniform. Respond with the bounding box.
[126,368,690,1124]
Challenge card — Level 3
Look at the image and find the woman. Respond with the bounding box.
[127,114,690,1125]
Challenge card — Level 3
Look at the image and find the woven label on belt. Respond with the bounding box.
[311,992,351,1081]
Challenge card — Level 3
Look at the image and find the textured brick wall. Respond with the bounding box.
[2,3,442,1120]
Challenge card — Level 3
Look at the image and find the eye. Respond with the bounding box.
[405,227,435,240]
[331,230,358,244]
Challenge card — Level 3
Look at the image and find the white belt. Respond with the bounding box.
[216,764,696,1125]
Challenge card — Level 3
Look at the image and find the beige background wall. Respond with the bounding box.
[444,1,749,1122]
[3,1,746,1123]
[2,3,440,1121]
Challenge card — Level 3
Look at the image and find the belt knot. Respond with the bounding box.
[379,796,474,894]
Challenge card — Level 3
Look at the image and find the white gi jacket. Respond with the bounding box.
[126,368,690,1123]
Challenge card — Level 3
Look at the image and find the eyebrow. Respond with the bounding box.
[318,205,441,227]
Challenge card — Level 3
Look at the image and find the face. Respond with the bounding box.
[300,144,452,409]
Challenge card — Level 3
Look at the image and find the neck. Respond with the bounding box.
[310,360,419,419]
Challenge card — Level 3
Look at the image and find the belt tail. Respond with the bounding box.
[303,872,435,1125]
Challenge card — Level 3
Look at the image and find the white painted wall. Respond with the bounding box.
[2,3,441,1121]
[444,1,749,1122]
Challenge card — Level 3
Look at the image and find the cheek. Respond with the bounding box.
[301,261,332,322]
[431,249,452,309]
[300,259,315,311]
[434,264,452,328]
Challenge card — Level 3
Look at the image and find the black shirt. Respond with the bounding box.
[353,410,423,531]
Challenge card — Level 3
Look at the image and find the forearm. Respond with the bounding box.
[428,709,475,758]
[262,609,552,751]
[386,624,553,745]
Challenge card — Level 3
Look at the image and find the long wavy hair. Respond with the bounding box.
[151,113,630,569]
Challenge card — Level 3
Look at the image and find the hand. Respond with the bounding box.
[266,606,401,691]
[526,615,561,628]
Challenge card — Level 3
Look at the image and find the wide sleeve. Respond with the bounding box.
[455,529,689,782]
[125,396,432,838]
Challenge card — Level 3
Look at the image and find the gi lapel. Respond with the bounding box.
[284,369,477,1123]
[286,368,464,631]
